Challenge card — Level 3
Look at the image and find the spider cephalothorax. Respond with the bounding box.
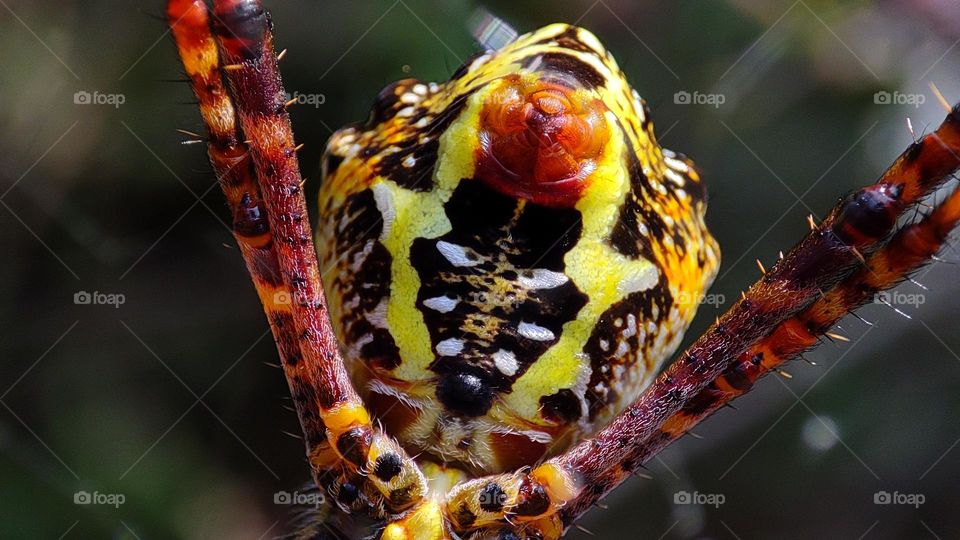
[168,1,960,539]
[316,23,718,476]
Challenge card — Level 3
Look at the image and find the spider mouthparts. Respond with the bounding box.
[477,74,610,207]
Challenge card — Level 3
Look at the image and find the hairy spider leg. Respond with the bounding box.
[439,106,960,539]
[169,0,430,523]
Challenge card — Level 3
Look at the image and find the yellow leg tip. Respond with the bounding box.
[322,401,371,434]
[381,501,446,540]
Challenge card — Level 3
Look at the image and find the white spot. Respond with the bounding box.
[423,295,459,313]
[372,183,396,238]
[617,265,659,295]
[492,349,519,376]
[402,155,416,168]
[638,223,649,236]
[367,299,389,328]
[436,241,478,267]
[412,83,428,96]
[599,339,610,352]
[615,341,629,358]
[622,313,637,338]
[397,106,416,117]
[664,168,686,186]
[400,92,419,104]
[664,155,689,172]
[414,116,430,128]
[436,338,464,357]
[518,269,569,290]
[517,321,555,342]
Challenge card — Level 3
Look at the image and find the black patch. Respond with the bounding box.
[534,27,599,55]
[365,79,419,127]
[452,503,476,529]
[328,190,403,371]
[322,151,344,178]
[435,369,495,417]
[211,1,267,59]
[410,180,587,396]
[540,389,583,424]
[514,479,551,517]
[479,482,507,512]
[721,360,755,393]
[338,481,360,504]
[374,90,476,191]
[336,427,371,468]
[583,273,674,421]
[523,52,606,89]
[681,383,722,417]
[374,452,403,481]
[609,128,670,259]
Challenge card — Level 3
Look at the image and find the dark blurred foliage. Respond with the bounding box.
[1,1,959,538]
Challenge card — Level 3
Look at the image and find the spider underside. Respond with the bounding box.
[167,1,960,538]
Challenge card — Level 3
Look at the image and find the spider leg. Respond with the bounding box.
[168,0,427,519]
[644,181,960,467]
[167,0,326,451]
[445,106,960,538]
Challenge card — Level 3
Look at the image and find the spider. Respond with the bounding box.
[167,1,960,538]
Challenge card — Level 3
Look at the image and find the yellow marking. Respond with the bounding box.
[502,111,659,421]
[378,91,485,382]
[321,401,370,433]
[381,501,446,540]
[532,462,580,504]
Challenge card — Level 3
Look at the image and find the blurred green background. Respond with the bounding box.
[2,0,959,538]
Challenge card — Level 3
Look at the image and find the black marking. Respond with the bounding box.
[583,273,673,421]
[479,482,507,512]
[523,52,605,89]
[336,427,371,468]
[435,369,495,418]
[365,78,420,127]
[540,389,583,424]
[211,1,267,59]
[374,452,403,481]
[609,126,670,259]
[411,180,586,397]
[327,189,402,371]
[374,89,476,191]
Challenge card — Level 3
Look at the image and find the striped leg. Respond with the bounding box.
[167,0,426,521]
[444,106,960,538]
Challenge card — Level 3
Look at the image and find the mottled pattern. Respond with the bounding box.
[316,23,720,474]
